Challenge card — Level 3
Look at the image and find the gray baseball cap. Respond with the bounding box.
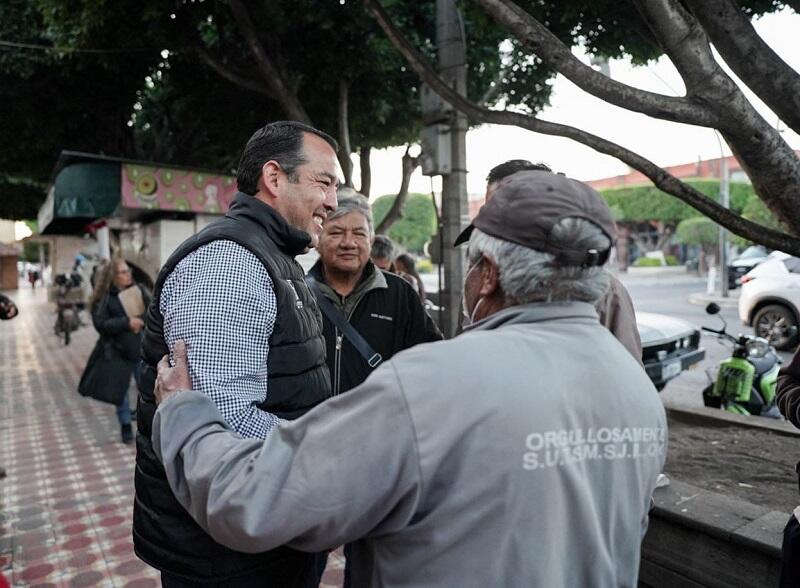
[454,170,616,267]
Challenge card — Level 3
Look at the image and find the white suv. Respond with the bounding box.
[738,252,800,350]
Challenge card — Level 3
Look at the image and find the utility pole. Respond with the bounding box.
[719,156,730,297]
[436,0,468,337]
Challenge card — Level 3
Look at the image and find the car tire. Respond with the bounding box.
[753,304,798,350]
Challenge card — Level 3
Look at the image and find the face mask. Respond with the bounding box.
[461,259,485,327]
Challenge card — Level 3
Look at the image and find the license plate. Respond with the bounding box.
[662,360,682,380]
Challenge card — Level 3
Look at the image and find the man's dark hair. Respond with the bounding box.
[486,160,552,184]
[371,234,396,261]
[236,121,338,195]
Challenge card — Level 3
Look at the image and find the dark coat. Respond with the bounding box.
[777,347,800,427]
[78,285,149,405]
[308,260,443,396]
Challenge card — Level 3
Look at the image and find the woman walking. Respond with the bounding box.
[80,256,150,444]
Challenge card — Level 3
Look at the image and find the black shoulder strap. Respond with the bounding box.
[306,277,382,368]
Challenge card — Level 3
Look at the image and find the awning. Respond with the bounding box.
[38,154,121,235]
[38,152,237,235]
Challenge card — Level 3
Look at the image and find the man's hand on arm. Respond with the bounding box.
[155,340,192,406]
[153,361,421,554]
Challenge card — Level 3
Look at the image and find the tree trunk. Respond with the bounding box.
[632,0,800,234]
[683,0,800,136]
[338,78,354,188]
[655,223,674,254]
[375,146,419,234]
[360,146,372,198]
[228,0,311,123]
[616,225,630,272]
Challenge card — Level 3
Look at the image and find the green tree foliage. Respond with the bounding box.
[372,193,436,253]
[0,177,47,219]
[130,56,280,171]
[676,217,719,247]
[0,0,552,219]
[601,180,754,223]
[0,0,165,219]
[606,179,788,248]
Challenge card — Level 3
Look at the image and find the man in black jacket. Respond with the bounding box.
[308,191,442,396]
[307,191,441,586]
[135,121,339,587]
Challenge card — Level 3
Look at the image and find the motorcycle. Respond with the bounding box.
[701,302,782,418]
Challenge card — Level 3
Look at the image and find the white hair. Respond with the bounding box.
[326,189,373,234]
[467,218,611,304]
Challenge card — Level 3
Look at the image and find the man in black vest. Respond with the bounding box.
[134,121,338,587]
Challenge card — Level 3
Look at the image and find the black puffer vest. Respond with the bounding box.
[133,193,331,583]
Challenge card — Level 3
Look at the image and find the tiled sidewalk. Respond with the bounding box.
[0,287,345,587]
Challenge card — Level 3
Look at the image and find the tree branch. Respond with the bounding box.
[684,0,800,135]
[635,0,800,231]
[338,78,354,187]
[363,0,800,255]
[196,48,273,97]
[470,0,718,127]
[359,146,372,198]
[631,0,719,94]
[227,0,311,123]
[375,145,419,234]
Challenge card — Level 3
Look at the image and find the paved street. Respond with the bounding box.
[0,286,345,587]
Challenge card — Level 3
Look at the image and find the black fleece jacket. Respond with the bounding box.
[308,260,442,396]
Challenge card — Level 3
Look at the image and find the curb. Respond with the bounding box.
[641,479,785,587]
[665,402,800,437]
[626,266,690,277]
[687,292,740,309]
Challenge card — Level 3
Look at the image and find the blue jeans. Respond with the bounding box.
[116,378,132,426]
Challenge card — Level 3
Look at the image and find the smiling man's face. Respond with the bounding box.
[279,132,339,248]
[318,210,372,277]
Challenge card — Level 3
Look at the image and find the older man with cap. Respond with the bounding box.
[150,171,667,587]
[479,159,642,361]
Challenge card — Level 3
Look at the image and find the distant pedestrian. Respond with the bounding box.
[394,253,426,301]
[370,234,396,271]
[27,269,39,291]
[79,256,150,444]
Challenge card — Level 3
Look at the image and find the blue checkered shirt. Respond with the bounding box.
[160,240,279,438]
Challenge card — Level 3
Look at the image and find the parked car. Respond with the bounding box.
[728,245,770,289]
[638,312,705,390]
[739,252,800,350]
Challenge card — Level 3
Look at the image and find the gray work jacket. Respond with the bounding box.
[154,301,666,587]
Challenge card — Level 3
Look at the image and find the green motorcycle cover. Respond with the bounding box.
[712,357,755,402]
